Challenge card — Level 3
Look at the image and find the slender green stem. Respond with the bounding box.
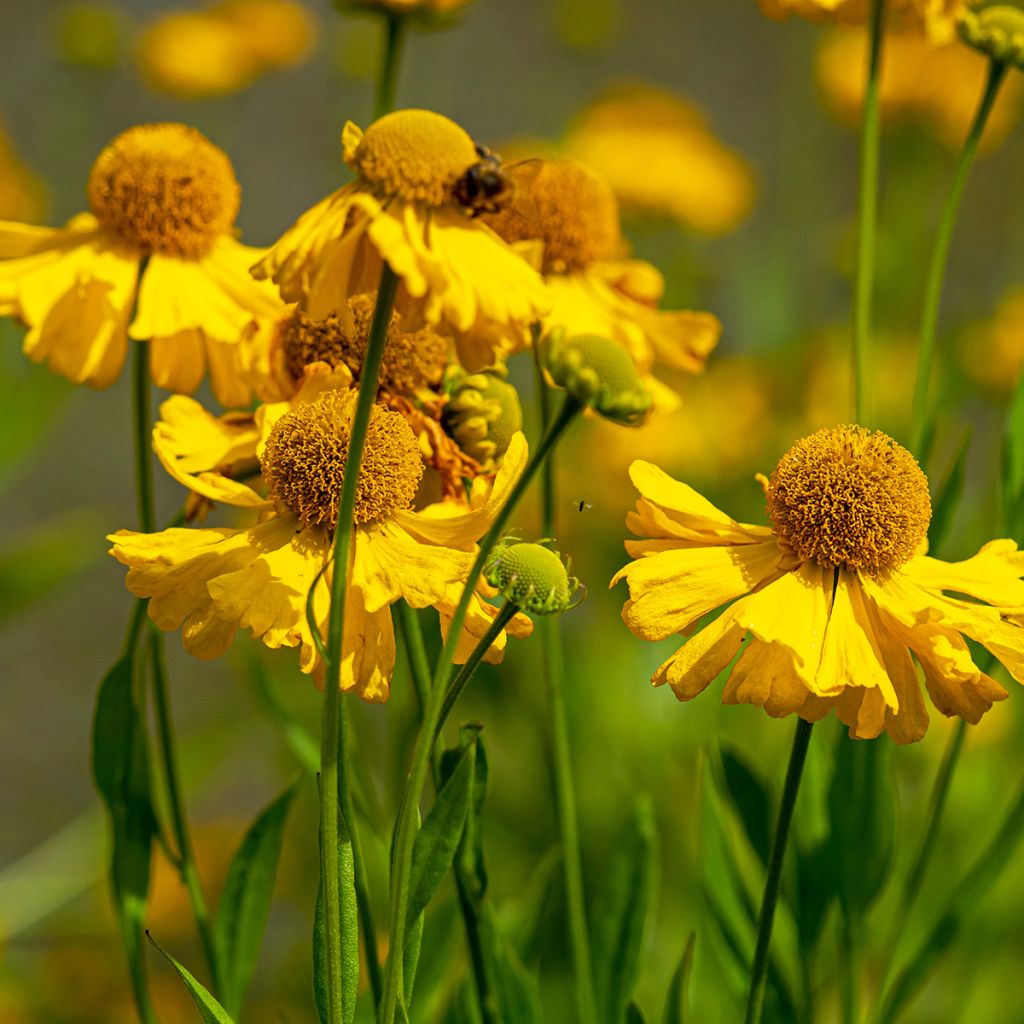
[379,395,583,1023]
[434,602,519,741]
[374,15,407,120]
[396,599,503,1024]
[532,348,597,1022]
[877,718,966,997]
[910,59,1008,454]
[149,631,222,993]
[852,0,885,425]
[745,718,814,1024]
[132,336,155,534]
[320,266,399,1024]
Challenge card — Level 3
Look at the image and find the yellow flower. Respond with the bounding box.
[562,84,756,235]
[340,0,475,15]
[817,27,1022,151]
[136,0,315,100]
[760,0,967,40]
[484,157,720,409]
[0,123,284,405]
[960,285,1024,392]
[109,376,530,699]
[613,426,1022,743]
[252,109,550,369]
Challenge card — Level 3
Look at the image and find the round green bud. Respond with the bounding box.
[542,330,653,426]
[443,366,523,471]
[960,4,1024,69]
[483,539,584,615]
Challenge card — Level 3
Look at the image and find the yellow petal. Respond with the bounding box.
[338,595,395,703]
[150,329,206,395]
[724,638,822,718]
[653,606,745,699]
[907,539,1024,609]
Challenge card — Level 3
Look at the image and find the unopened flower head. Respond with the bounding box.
[253,109,549,365]
[484,539,583,615]
[0,122,283,403]
[442,366,523,470]
[613,424,1024,743]
[543,330,653,425]
[960,4,1024,68]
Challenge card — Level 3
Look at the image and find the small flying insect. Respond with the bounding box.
[574,498,593,513]
[451,143,513,217]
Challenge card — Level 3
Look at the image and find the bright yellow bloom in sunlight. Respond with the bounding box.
[109,372,530,700]
[252,109,550,369]
[817,28,1022,151]
[613,426,1024,743]
[484,157,720,409]
[563,85,755,236]
[760,0,968,40]
[137,0,316,100]
[0,123,284,405]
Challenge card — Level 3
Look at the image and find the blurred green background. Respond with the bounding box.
[2,0,1024,1021]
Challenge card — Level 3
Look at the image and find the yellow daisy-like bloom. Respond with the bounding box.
[251,109,550,368]
[484,157,720,409]
[613,425,1023,743]
[109,374,530,699]
[563,85,755,236]
[760,0,967,40]
[817,28,1022,151]
[0,123,284,405]
[137,0,315,100]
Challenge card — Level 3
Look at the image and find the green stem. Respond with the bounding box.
[320,265,399,1024]
[149,630,222,994]
[533,348,597,1022]
[434,602,519,741]
[374,15,407,120]
[132,336,155,535]
[852,0,885,425]
[379,395,583,1023]
[910,59,1008,454]
[839,914,861,1024]
[744,718,814,1024]
[396,600,503,1024]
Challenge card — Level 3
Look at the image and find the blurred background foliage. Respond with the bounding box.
[2,0,1024,1021]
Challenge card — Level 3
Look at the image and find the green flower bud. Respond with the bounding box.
[443,365,523,470]
[960,4,1024,68]
[483,539,584,615]
[542,330,653,426]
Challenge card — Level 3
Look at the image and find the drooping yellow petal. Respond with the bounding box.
[150,329,206,395]
[652,605,745,699]
[437,581,534,666]
[338,594,396,702]
[907,539,1024,608]
[723,638,828,719]
[615,538,784,640]
[153,395,268,508]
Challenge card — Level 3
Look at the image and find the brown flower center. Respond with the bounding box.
[766,425,931,576]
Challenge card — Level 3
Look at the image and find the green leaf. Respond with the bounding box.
[591,796,657,1024]
[826,730,894,919]
[407,737,476,928]
[792,838,833,957]
[717,746,773,866]
[501,844,561,962]
[662,932,696,1024]
[475,905,542,1024]
[627,1002,647,1023]
[147,932,235,1023]
[214,782,298,1017]
[453,724,489,902]
[313,881,328,1024]
[92,655,154,1007]
[403,906,424,1008]
[928,427,971,553]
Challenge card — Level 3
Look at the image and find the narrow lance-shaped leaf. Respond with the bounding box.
[214,781,298,1017]
[147,932,235,1024]
[591,795,657,1024]
[662,932,696,1024]
[717,746,773,866]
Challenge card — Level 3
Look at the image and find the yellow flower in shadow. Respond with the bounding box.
[563,84,756,236]
[960,285,1024,392]
[613,426,1023,743]
[760,0,967,40]
[0,123,285,405]
[110,374,531,699]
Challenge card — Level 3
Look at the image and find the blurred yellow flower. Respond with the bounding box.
[613,426,1023,743]
[54,2,126,71]
[760,0,968,41]
[137,0,316,100]
[341,0,475,14]
[0,120,46,223]
[253,109,550,368]
[960,286,1024,392]
[0,123,284,405]
[817,27,1022,150]
[110,376,530,698]
[563,85,756,235]
[484,157,720,408]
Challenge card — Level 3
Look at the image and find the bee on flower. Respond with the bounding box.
[613,425,1024,743]
[0,123,285,406]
